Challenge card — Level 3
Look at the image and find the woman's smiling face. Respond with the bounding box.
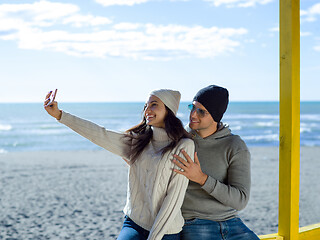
[144,95,167,128]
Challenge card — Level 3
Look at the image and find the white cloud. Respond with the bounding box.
[0,1,248,60]
[309,3,320,15]
[0,1,79,27]
[1,24,248,60]
[300,32,312,37]
[62,15,112,28]
[94,0,191,7]
[301,3,320,22]
[113,23,142,30]
[95,0,273,8]
[204,0,273,8]
[0,1,112,29]
[95,0,149,7]
[300,10,308,16]
[315,37,320,52]
[269,27,278,32]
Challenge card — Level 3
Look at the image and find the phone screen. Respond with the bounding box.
[50,89,57,102]
[46,89,58,107]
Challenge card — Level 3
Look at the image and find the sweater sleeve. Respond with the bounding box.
[201,150,251,211]
[147,140,195,240]
[58,111,130,159]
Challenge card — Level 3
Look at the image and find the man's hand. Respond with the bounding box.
[172,150,208,186]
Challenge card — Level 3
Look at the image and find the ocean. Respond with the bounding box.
[0,102,320,153]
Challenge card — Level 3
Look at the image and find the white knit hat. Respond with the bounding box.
[149,89,181,115]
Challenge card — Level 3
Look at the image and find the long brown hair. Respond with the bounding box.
[124,106,190,164]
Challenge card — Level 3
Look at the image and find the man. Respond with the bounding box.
[172,85,259,240]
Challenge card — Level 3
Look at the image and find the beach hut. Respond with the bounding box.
[258,0,320,239]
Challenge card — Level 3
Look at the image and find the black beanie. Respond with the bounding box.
[193,85,229,123]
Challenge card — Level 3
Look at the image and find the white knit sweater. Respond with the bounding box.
[58,111,195,240]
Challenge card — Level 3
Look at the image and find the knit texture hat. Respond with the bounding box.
[193,85,229,122]
[149,89,181,115]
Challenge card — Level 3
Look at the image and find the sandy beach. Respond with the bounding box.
[1,147,320,239]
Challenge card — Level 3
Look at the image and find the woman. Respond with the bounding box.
[44,89,195,240]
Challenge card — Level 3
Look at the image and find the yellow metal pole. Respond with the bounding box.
[279,0,300,239]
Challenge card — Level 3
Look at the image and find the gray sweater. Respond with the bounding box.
[182,124,251,221]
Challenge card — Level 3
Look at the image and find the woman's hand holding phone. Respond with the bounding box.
[44,89,62,120]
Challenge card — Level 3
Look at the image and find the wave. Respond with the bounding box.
[0,149,8,154]
[225,114,279,120]
[255,121,279,127]
[300,127,312,133]
[301,122,319,127]
[226,114,320,121]
[39,124,63,130]
[301,114,320,121]
[28,129,71,136]
[243,134,279,142]
[0,124,12,131]
[230,126,242,131]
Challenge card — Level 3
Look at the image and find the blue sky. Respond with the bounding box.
[0,0,319,103]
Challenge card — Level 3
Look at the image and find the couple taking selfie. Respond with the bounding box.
[44,85,259,240]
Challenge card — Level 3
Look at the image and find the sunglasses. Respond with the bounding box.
[188,104,209,118]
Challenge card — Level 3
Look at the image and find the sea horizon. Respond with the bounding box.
[1,101,320,153]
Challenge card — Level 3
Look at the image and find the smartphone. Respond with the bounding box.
[46,89,58,107]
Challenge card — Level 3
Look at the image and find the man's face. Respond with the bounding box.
[189,101,217,137]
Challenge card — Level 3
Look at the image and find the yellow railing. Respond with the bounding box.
[259,224,320,240]
[256,0,320,239]
[298,223,320,240]
[259,233,284,240]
